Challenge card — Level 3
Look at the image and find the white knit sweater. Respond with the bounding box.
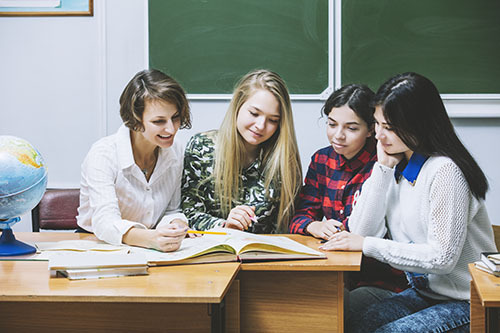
[349,157,497,300]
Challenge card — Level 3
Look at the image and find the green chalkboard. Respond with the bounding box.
[342,0,500,95]
[149,0,330,97]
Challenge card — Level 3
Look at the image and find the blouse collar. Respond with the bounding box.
[395,152,429,185]
[115,124,179,181]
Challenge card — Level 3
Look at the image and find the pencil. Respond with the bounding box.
[187,230,227,235]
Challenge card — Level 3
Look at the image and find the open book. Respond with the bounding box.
[36,240,129,253]
[0,240,127,262]
[132,228,326,266]
[30,240,145,280]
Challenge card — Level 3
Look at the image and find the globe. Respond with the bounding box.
[0,135,48,255]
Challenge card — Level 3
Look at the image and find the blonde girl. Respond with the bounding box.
[182,69,302,233]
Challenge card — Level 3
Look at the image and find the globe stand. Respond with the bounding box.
[0,217,37,256]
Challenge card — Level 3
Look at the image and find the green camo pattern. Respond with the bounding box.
[181,130,279,233]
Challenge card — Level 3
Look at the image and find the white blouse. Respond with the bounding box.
[76,125,187,245]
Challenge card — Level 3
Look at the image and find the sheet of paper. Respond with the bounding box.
[35,240,129,253]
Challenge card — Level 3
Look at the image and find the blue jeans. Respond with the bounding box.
[347,288,470,332]
[346,286,396,324]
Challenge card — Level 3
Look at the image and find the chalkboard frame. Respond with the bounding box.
[337,0,500,101]
[147,0,334,100]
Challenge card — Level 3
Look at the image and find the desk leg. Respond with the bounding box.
[486,308,499,333]
[225,279,240,333]
[470,280,486,333]
[210,299,225,333]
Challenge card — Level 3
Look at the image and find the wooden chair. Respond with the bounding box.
[31,188,80,232]
[493,225,500,250]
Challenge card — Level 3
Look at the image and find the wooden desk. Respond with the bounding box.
[0,232,240,333]
[238,235,362,332]
[469,263,500,333]
[0,232,361,333]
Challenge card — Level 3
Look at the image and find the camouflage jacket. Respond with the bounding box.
[181,130,279,233]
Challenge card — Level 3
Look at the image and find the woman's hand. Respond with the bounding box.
[168,219,200,239]
[319,231,364,252]
[151,223,188,252]
[225,205,256,230]
[306,219,344,240]
[186,228,202,238]
[376,140,404,168]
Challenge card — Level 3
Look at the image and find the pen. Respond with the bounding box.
[187,230,227,235]
[319,226,344,243]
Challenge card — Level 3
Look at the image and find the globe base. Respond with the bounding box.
[0,227,36,256]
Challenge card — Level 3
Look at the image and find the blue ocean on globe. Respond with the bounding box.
[0,136,48,227]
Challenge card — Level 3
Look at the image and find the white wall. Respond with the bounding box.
[1,0,499,232]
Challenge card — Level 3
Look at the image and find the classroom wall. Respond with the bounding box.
[1,0,499,232]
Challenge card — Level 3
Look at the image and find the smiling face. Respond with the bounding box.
[139,99,181,149]
[326,105,372,160]
[236,89,281,149]
[374,106,412,159]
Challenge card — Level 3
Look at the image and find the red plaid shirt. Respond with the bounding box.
[290,138,408,292]
[290,139,377,233]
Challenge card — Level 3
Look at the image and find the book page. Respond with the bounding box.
[487,253,500,264]
[128,229,324,265]
[0,252,50,261]
[211,228,324,256]
[129,234,235,265]
[35,240,129,253]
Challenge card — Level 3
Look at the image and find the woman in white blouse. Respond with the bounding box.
[77,69,191,252]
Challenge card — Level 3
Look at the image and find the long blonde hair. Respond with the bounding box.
[214,69,302,232]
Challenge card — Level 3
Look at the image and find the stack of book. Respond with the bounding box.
[34,240,148,280]
[474,252,500,277]
[48,252,148,280]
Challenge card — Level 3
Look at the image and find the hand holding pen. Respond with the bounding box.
[304,219,345,242]
[225,205,257,231]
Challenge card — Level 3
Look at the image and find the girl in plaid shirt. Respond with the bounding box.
[290,84,408,322]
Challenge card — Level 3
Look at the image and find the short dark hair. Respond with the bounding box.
[119,69,191,132]
[374,72,488,199]
[322,84,375,126]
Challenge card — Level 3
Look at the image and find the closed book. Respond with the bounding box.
[480,252,500,273]
[55,266,149,280]
[474,260,500,277]
[48,252,147,271]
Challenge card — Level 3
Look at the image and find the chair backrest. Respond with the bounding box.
[31,188,80,232]
[493,225,500,251]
